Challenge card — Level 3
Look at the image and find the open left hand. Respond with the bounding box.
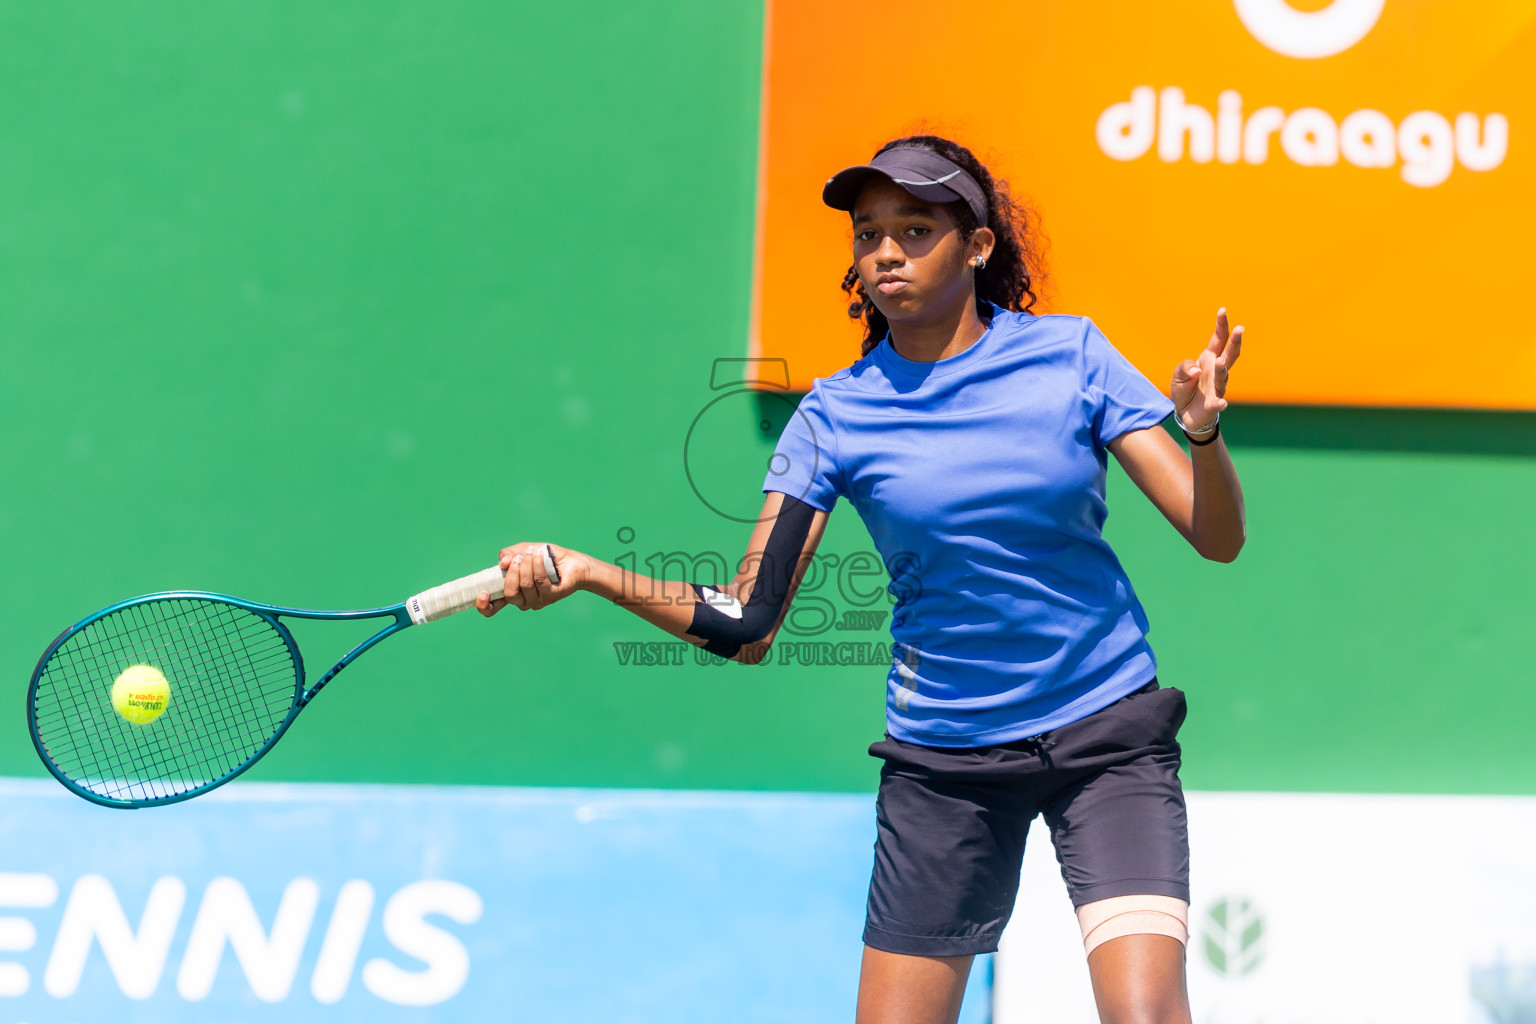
[1171,308,1244,434]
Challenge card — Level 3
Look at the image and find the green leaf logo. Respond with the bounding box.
[1202,897,1265,977]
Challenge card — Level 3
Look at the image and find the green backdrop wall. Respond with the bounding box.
[3,1,1532,796]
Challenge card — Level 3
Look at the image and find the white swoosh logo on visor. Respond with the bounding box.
[890,169,963,187]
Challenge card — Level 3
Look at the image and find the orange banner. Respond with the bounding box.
[749,0,1534,409]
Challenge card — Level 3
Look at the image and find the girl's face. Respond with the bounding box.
[851,177,991,326]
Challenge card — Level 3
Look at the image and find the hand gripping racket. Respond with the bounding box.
[26,548,560,809]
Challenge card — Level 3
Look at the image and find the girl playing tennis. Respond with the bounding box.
[479,134,1245,1024]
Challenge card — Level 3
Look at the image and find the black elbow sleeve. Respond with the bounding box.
[688,495,817,658]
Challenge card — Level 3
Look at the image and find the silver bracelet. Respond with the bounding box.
[1179,411,1219,437]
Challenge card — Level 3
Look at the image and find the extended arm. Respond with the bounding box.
[583,492,828,663]
[480,490,830,664]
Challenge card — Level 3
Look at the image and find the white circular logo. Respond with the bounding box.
[1233,0,1385,58]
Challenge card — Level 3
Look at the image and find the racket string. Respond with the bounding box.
[32,599,300,803]
[50,604,293,800]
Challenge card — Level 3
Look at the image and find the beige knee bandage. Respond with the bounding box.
[1076,895,1190,957]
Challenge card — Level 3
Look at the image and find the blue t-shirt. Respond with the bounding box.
[761,305,1175,747]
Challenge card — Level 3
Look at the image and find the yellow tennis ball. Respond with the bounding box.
[111,665,171,725]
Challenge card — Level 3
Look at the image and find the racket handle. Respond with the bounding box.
[405,545,562,625]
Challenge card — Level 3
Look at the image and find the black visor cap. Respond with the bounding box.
[822,147,988,228]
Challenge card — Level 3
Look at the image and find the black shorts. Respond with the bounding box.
[863,680,1189,957]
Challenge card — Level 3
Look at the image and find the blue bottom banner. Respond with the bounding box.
[0,779,992,1023]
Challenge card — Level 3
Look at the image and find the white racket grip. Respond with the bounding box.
[406,546,561,625]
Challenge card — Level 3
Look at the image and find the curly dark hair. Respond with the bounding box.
[840,135,1048,358]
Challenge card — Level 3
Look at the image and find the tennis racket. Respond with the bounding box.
[27,547,560,809]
